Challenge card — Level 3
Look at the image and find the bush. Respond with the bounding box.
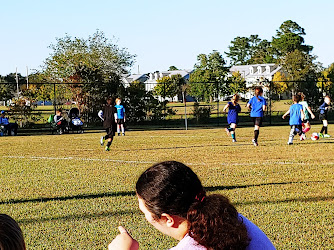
[193,102,212,123]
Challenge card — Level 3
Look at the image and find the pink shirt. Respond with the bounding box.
[169,234,206,250]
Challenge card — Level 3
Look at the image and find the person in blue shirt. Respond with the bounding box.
[0,110,18,136]
[223,94,241,142]
[246,87,267,146]
[282,94,305,145]
[114,98,126,136]
[319,96,331,138]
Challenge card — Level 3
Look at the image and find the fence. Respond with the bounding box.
[0,80,331,131]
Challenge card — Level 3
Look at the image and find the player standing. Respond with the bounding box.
[282,94,305,145]
[100,97,117,151]
[115,98,126,136]
[247,87,267,146]
[223,94,241,142]
[319,96,331,138]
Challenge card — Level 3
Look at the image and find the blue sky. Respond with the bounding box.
[1,0,333,76]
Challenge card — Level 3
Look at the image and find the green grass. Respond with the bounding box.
[1,125,333,249]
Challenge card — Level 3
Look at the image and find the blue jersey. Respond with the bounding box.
[0,117,9,125]
[248,96,267,117]
[227,102,241,124]
[289,103,303,125]
[319,102,328,115]
[115,104,125,119]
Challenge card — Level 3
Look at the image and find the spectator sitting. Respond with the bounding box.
[0,214,26,250]
[0,111,18,136]
[54,109,67,134]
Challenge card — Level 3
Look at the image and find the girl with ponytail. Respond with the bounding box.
[108,161,275,250]
[247,87,267,146]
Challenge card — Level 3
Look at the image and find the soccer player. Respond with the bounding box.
[319,96,331,138]
[223,94,241,142]
[247,87,267,146]
[115,98,126,136]
[298,92,315,137]
[100,97,117,151]
[282,94,305,145]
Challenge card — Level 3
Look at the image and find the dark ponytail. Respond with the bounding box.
[188,195,249,250]
[136,161,249,250]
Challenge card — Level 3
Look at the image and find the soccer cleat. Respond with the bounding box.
[105,146,111,151]
[122,133,125,136]
[118,133,121,136]
[100,136,105,146]
[300,134,306,141]
[319,133,324,138]
[225,128,230,135]
[287,142,293,145]
[252,139,258,146]
[232,139,236,142]
[324,134,331,138]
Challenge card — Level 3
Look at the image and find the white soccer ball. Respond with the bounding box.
[98,110,104,120]
[311,132,319,141]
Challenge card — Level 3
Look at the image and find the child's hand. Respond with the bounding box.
[311,114,315,119]
[108,226,139,250]
[282,115,286,119]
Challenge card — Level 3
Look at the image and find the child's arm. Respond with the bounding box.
[223,103,229,112]
[114,113,118,122]
[300,109,305,121]
[282,110,290,119]
[306,106,315,119]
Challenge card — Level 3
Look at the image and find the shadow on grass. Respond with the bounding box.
[0,190,136,205]
[18,209,141,225]
[234,195,334,206]
[205,180,325,192]
[17,196,333,225]
[1,181,326,205]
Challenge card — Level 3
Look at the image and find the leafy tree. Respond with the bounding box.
[272,20,313,57]
[189,51,228,101]
[41,30,134,113]
[225,36,250,65]
[168,66,179,71]
[0,75,15,101]
[227,71,247,94]
[272,71,288,99]
[318,63,334,95]
[154,74,186,101]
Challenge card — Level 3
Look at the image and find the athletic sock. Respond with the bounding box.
[254,130,259,142]
[228,127,234,132]
[303,127,310,133]
[231,133,236,140]
[320,126,325,134]
[107,141,112,147]
[324,126,328,134]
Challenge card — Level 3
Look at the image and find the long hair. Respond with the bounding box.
[254,87,263,101]
[136,161,249,250]
[0,214,26,250]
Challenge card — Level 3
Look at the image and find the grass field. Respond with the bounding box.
[1,125,333,249]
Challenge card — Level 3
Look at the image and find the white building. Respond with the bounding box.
[229,63,283,99]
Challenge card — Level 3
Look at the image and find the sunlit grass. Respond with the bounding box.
[1,125,333,249]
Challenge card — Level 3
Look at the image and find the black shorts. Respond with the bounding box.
[252,117,263,126]
[117,119,124,124]
[105,127,115,137]
[319,114,327,121]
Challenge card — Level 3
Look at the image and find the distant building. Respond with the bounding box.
[121,69,193,101]
[229,63,283,99]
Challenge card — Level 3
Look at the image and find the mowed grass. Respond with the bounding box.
[1,125,333,249]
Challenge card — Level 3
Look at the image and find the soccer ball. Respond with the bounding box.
[98,110,103,120]
[311,132,319,141]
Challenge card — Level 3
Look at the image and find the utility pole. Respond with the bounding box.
[26,66,29,89]
[15,67,19,98]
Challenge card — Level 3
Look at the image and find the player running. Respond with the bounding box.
[298,92,315,137]
[282,94,305,145]
[99,97,117,151]
[247,87,267,146]
[223,94,241,142]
